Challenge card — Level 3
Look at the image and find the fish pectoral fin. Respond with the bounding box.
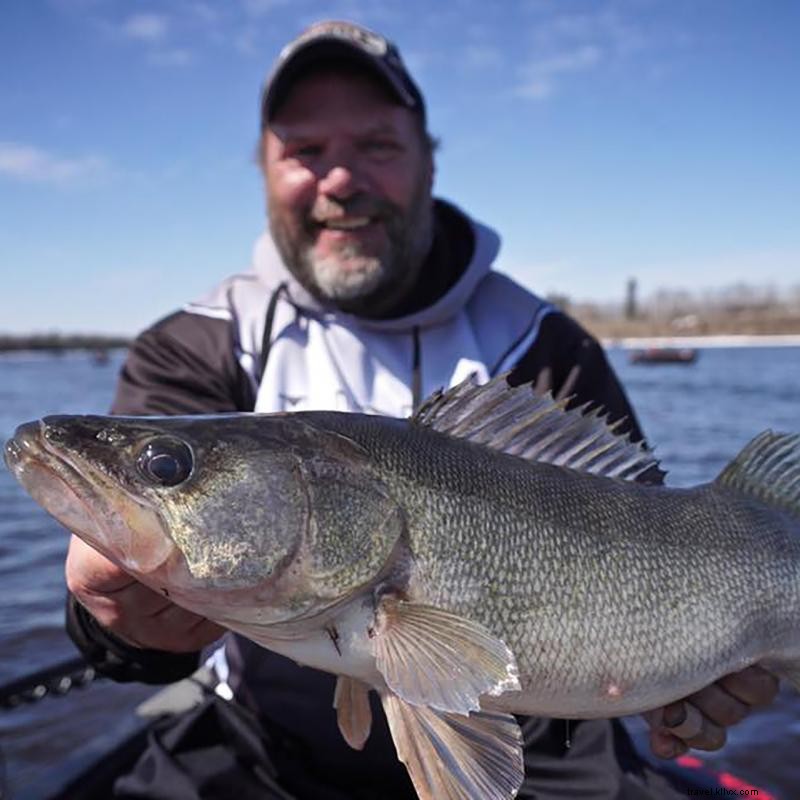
[333,675,373,750]
[373,597,520,714]
[381,691,524,800]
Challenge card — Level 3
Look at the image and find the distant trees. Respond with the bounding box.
[0,333,131,352]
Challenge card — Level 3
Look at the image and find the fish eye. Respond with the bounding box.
[137,438,194,487]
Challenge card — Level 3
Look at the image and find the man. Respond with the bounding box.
[65,20,777,799]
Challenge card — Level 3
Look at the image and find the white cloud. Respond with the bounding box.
[514,5,655,100]
[516,44,603,100]
[0,142,110,185]
[122,13,169,43]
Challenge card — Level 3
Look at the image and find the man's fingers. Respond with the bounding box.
[122,608,225,652]
[687,682,749,728]
[79,579,224,651]
[645,666,779,759]
[81,580,171,626]
[648,728,687,760]
[66,534,225,651]
[662,700,703,738]
[660,700,727,752]
[66,535,134,595]
[718,665,779,707]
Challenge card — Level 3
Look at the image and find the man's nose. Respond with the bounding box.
[317,163,362,200]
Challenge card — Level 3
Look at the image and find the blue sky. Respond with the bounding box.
[1,0,798,335]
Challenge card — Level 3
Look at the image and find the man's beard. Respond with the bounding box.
[269,176,433,317]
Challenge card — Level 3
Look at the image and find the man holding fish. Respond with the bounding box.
[56,20,778,800]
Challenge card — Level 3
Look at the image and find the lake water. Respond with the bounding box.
[0,346,798,798]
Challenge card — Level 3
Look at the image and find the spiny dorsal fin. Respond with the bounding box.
[413,373,662,483]
[716,431,800,519]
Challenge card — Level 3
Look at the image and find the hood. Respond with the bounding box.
[251,198,500,333]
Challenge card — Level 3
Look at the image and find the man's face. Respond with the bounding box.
[263,69,434,317]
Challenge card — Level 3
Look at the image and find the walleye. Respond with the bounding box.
[5,376,800,800]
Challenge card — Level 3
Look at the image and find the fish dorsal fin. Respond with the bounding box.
[413,373,662,482]
[716,431,800,519]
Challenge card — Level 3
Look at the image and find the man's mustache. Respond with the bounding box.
[309,196,396,224]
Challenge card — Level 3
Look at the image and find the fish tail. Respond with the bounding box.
[715,432,800,520]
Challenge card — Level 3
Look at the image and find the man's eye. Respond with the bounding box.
[363,140,399,154]
[294,144,322,157]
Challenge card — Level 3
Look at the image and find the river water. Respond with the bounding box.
[0,345,798,798]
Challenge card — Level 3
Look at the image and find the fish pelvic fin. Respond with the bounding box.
[381,691,524,800]
[716,432,800,519]
[333,675,373,751]
[372,597,520,714]
[412,372,663,483]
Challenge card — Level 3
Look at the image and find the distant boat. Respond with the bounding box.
[91,348,110,366]
[629,347,698,365]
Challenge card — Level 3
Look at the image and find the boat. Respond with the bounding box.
[629,347,699,365]
[91,348,110,366]
[0,655,778,799]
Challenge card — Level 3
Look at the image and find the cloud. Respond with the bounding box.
[516,44,603,99]
[0,142,110,185]
[514,5,652,100]
[121,13,169,43]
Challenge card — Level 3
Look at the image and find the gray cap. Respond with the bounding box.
[260,21,426,129]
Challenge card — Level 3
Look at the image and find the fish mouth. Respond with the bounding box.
[5,421,108,544]
[5,421,175,574]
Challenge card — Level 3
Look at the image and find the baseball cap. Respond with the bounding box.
[260,21,426,129]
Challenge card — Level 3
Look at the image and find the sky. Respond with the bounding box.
[1,0,799,335]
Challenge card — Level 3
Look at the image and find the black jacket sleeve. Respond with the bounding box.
[111,310,256,415]
[66,310,255,684]
[508,310,644,441]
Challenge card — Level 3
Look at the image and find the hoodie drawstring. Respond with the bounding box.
[257,285,423,414]
[257,281,288,385]
[412,326,422,413]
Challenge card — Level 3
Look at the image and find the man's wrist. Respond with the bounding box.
[65,592,199,685]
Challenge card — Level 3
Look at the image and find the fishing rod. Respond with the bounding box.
[0,656,99,710]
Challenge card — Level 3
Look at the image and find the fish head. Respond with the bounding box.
[4,413,403,627]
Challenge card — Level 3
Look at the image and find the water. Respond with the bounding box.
[0,346,798,798]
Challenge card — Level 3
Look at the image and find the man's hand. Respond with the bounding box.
[66,535,225,652]
[644,666,779,758]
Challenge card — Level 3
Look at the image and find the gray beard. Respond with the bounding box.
[308,244,388,302]
[269,186,434,317]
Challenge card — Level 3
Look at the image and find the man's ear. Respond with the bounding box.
[425,150,435,192]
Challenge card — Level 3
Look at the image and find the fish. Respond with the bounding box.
[4,374,800,800]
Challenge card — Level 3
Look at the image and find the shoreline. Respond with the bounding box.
[602,333,800,349]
